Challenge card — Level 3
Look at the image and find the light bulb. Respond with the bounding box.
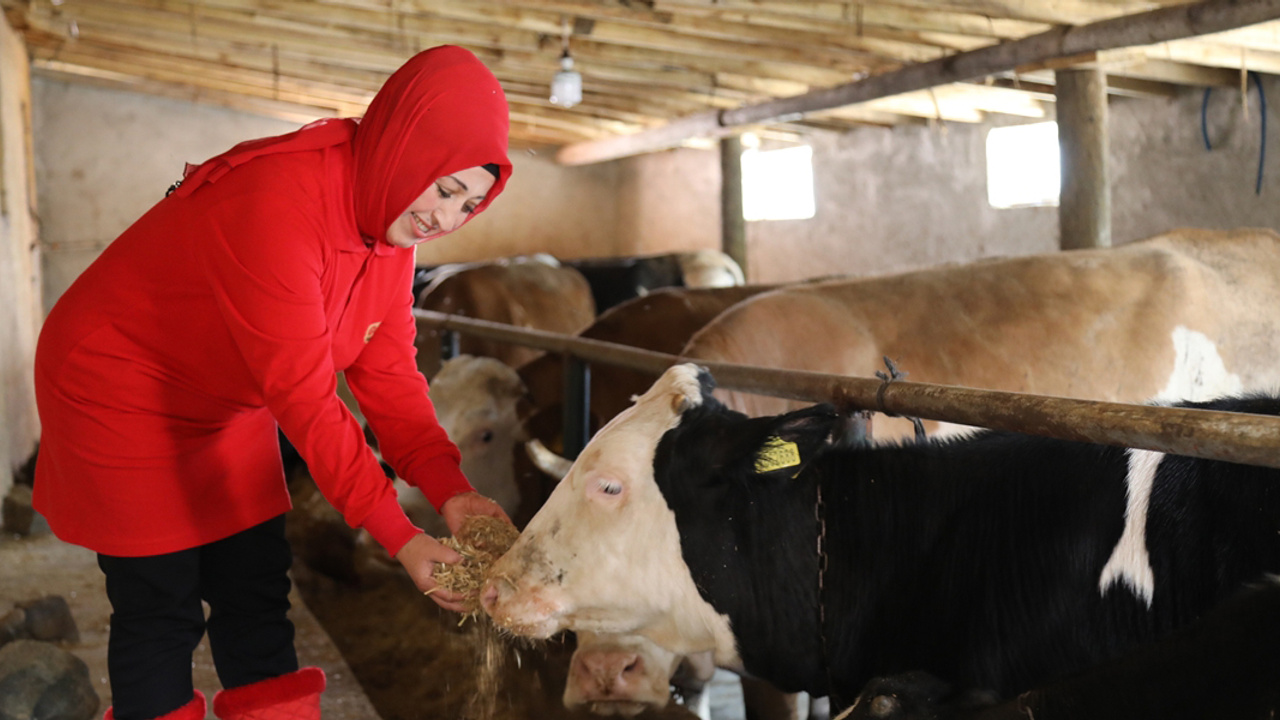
[550,53,582,108]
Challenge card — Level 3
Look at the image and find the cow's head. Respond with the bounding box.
[482,363,841,677]
[427,355,528,517]
[564,632,716,716]
[481,364,741,658]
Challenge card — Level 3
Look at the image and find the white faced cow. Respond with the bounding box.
[394,355,527,536]
[564,632,717,717]
[482,364,1280,715]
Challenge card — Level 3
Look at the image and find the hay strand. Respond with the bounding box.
[429,515,524,720]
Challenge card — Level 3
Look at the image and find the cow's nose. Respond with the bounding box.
[578,651,644,692]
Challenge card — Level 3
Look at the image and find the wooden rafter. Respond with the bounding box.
[3,0,1279,154]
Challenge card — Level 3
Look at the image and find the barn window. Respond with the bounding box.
[986,122,1060,209]
[741,144,816,221]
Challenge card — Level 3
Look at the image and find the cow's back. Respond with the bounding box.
[520,284,775,418]
[681,228,1280,437]
[414,258,596,378]
[1147,227,1280,395]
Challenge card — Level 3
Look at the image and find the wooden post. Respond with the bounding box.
[720,134,747,277]
[562,356,591,460]
[1055,67,1111,250]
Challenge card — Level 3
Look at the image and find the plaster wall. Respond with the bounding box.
[1109,80,1280,241]
[32,74,1280,297]
[0,16,41,495]
[747,121,1059,284]
[33,80,300,312]
[743,77,1280,284]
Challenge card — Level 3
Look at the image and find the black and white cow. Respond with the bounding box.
[845,575,1280,719]
[481,363,1280,714]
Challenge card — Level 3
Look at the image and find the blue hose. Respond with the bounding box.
[1200,73,1267,194]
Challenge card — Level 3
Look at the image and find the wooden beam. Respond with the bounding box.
[556,0,1280,165]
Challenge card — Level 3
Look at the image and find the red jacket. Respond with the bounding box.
[33,46,511,557]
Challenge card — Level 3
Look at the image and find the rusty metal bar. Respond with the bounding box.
[413,310,1280,469]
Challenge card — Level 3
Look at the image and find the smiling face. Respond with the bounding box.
[384,165,497,248]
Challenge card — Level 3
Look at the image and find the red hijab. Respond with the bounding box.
[175,46,512,243]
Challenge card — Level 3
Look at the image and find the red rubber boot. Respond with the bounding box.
[103,691,206,720]
[212,668,326,720]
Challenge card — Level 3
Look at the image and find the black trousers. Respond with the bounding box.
[97,515,298,720]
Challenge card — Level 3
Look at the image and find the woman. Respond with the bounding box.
[33,45,513,720]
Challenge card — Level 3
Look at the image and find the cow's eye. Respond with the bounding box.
[598,479,622,496]
[480,430,494,443]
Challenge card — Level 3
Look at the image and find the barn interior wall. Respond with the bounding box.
[31,73,1280,300]
[748,121,1061,284]
[32,80,301,312]
[0,15,41,496]
[413,148,625,266]
[746,77,1280,285]
[612,145,724,256]
[1108,75,1280,240]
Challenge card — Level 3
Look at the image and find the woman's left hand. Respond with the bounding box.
[440,491,512,537]
[395,533,468,612]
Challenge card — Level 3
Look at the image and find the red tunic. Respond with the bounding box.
[33,46,512,557]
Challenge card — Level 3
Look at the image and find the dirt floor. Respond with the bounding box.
[0,522,379,720]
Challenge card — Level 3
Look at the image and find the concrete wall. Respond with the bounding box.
[748,122,1059,284]
[32,77,698,286]
[33,81,301,311]
[743,77,1280,284]
[31,73,1280,308]
[0,16,41,495]
[1110,80,1280,240]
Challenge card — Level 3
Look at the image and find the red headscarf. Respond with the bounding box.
[174,46,512,243]
[352,45,512,242]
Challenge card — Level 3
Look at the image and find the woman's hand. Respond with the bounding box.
[440,491,512,537]
[394,533,469,613]
[397,493,514,613]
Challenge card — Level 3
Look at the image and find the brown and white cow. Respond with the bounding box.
[481,364,1280,716]
[682,227,1280,438]
[413,255,596,378]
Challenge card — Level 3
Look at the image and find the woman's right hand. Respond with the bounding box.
[395,532,469,613]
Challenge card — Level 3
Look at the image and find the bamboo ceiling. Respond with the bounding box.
[5,0,1280,163]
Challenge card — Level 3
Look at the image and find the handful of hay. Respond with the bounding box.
[431,516,528,720]
[431,515,520,618]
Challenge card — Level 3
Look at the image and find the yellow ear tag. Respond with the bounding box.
[754,436,801,474]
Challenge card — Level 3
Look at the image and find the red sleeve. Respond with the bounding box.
[344,283,476,511]
[192,165,421,555]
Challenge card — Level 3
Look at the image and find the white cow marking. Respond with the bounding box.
[1156,326,1242,403]
[1098,448,1162,607]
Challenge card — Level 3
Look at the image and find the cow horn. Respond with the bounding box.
[525,439,573,481]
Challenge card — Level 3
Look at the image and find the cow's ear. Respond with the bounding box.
[749,405,839,480]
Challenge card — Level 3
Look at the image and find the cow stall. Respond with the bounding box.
[284,309,1276,719]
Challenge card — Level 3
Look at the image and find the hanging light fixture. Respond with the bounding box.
[550,20,582,108]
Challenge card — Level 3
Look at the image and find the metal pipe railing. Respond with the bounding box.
[413,309,1280,469]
